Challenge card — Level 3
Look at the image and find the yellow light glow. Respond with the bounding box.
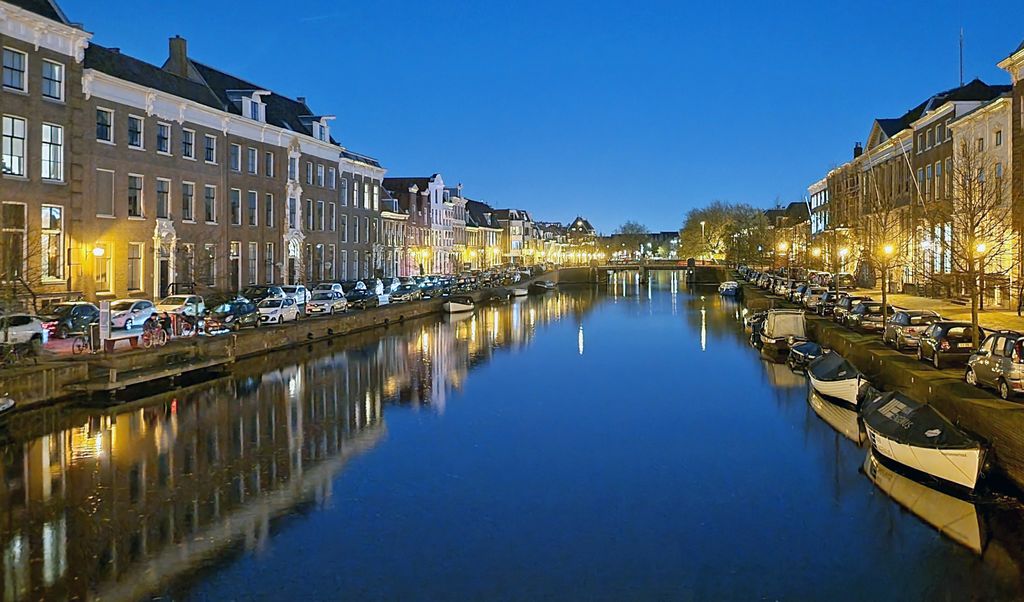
[976,242,987,254]
[883,244,894,256]
[92,246,105,257]
[811,247,821,257]
[777,241,788,252]
[838,247,849,258]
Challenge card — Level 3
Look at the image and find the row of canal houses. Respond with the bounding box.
[772,39,1024,308]
[0,0,599,307]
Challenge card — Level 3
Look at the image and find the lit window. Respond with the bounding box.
[2,115,26,176]
[41,205,62,280]
[41,123,63,181]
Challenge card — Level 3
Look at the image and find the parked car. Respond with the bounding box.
[346,289,380,309]
[40,302,99,338]
[846,302,895,333]
[341,280,366,294]
[0,314,48,346]
[280,285,311,310]
[788,283,809,303]
[918,321,986,369]
[241,285,285,304]
[109,299,156,330]
[382,277,401,293]
[257,297,299,324]
[966,331,1024,399]
[833,295,873,326]
[816,291,848,316]
[205,299,260,332]
[313,282,345,295]
[362,278,385,296]
[390,283,422,303]
[882,310,942,351]
[306,291,348,315]
[801,286,828,310]
[156,294,206,316]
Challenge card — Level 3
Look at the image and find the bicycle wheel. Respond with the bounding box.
[142,332,153,349]
[72,336,88,355]
[157,329,169,347]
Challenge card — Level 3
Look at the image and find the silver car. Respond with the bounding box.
[306,291,348,315]
[882,309,942,351]
[966,331,1024,400]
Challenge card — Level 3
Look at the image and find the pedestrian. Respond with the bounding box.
[1017,284,1024,317]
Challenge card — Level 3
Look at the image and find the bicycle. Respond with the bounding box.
[0,342,36,367]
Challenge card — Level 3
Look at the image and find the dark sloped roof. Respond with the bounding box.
[7,0,68,24]
[785,201,810,222]
[569,216,595,233]
[465,199,501,229]
[85,44,224,110]
[383,177,432,194]
[341,149,381,169]
[875,118,906,138]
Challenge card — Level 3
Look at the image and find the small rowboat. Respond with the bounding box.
[511,288,529,297]
[807,351,864,407]
[861,390,986,491]
[0,396,14,416]
[442,296,475,313]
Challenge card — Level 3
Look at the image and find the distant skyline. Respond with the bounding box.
[63,0,1024,233]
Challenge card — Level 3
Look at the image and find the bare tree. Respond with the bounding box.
[860,162,909,323]
[923,140,1011,345]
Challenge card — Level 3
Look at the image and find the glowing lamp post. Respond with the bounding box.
[881,243,895,323]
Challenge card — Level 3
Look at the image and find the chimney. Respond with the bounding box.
[297,96,307,105]
[167,35,188,78]
[853,141,863,158]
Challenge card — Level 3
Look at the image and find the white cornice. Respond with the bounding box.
[83,68,386,178]
[997,47,1024,82]
[0,1,91,61]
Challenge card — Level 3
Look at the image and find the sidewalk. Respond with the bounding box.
[862,287,1024,332]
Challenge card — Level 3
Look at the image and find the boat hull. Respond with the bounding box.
[808,390,864,444]
[442,302,474,313]
[511,288,528,297]
[807,372,861,406]
[864,423,984,491]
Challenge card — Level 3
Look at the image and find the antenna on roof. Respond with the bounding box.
[959,27,964,86]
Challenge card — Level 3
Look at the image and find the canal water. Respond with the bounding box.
[3,273,1024,600]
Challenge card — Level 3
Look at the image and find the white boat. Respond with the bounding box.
[806,352,864,407]
[758,309,806,354]
[861,391,986,491]
[442,296,475,313]
[0,396,13,415]
[511,288,529,297]
[808,389,864,444]
[863,453,984,554]
[718,281,740,296]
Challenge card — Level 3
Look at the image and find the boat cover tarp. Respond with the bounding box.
[764,312,805,339]
[790,341,822,359]
[861,391,978,450]
[808,351,860,382]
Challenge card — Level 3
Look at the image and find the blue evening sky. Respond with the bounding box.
[63,0,1022,233]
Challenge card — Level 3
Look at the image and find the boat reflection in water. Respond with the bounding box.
[808,389,865,445]
[762,359,807,389]
[864,452,986,555]
[0,289,598,601]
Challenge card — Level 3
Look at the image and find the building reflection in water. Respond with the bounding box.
[0,289,598,601]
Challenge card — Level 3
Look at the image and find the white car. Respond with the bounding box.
[306,291,348,315]
[258,297,299,324]
[0,314,48,346]
[109,299,156,330]
[280,285,311,308]
[156,294,206,316]
[313,282,344,295]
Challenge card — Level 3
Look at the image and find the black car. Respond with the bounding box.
[206,299,260,332]
[833,295,873,326]
[41,302,99,338]
[391,284,422,303]
[346,289,380,309]
[917,321,986,369]
[846,302,895,333]
[241,285,285,304]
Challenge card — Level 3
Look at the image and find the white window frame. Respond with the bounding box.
[2,114,26,177]
[264,242,274,283]
[306,161,313,185]
[264,151,274,178]
[247,146,258,175]
[204,134,217,164]
[155,177,171,219]
[230,188,242,226]
[247,190,258,227]
[340,179,348,206]
[94,241,112,292]
[341,215,348,242]
[181,128,196,159]
[156,122,172,155]
[127,242,144,291]
[181,180,196,222]
[328,167,336,189]
[41,59,64,102]
[265,193,274,228]
[328,202,336,232]
[204,185,217,224]
[316,164,325,187]
[127,173,145,218]
[203,243,217,286]
[128,115,144,150]
[40,204,63,281]
[247,241,258,285]
[230,143,241,171]
[96,107,114,144]
[2,47,27,93]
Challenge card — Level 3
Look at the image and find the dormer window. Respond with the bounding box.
[240,91,269,123]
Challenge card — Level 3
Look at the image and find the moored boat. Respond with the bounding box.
[718,281,740,296]
[528,281,556,294]
[806,351,864,406]
[787,341,824,371]
[861,390,986,491]
[511,288,529,297]
[0,396,14,416]
[758,309,806,354]
[442,296,475,313]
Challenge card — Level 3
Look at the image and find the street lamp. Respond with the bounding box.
[835,247,849,295]
[881,243,895,324]
[700,221,706,260]
[777,241,791,291]
[92,245,105,257]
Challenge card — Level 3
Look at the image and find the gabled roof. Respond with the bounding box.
[876,118,906,138]
[85,44,224,110]
[465,199,501,229]
[7,0,68,24]
[784,201,809,223]
[568,216,595,233]
[492,208,532,222]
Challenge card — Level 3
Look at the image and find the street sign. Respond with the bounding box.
[99,300,110,342]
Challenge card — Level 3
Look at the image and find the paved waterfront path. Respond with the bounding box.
[861,287,1024,332]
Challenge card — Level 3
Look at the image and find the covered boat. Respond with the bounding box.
[528,280,556,294]
[806,351,864,406]
[758,309,806,354]
[787,341,824,371]
[863,453,984,554]
[0,396,13,416]
[808,389,864,444]
[486,288,511,303]
[442,296,475,313]
[718,281,740,296]
[511,288,529,297]
[861,390,986,491]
